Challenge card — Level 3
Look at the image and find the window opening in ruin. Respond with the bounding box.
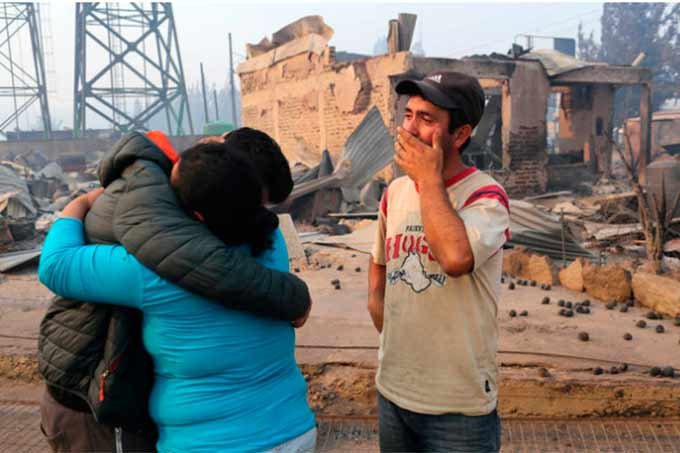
[571,85,593,109]
[550,86,587,165]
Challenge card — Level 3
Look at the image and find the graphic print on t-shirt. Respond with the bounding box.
[385,224,447,293]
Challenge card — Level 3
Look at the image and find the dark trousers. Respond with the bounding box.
[40,389,157,453]
[378,391,501,453]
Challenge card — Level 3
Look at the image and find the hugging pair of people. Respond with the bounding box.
[38,127,316,453]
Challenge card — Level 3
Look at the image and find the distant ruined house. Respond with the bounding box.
[238,15,653,197]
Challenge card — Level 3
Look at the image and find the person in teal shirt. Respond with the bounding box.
[39,144,316,453]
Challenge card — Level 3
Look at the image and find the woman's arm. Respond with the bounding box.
[38,191,145,309]
[61,188,104,220]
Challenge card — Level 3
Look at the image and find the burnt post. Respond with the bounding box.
[638,83,653,184]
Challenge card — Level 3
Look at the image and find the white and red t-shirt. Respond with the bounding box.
[371,167,510,416]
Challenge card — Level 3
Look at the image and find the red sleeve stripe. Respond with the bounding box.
[465,191,510,212]
[380,187,389,217]
[463,185,510,212]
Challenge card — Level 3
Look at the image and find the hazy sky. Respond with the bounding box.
[37,1,604,129]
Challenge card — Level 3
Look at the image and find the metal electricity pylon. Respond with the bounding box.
[0,2,51,139]
[73,2,193,136]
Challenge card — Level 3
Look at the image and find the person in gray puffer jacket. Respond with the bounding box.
[38,128,311,453]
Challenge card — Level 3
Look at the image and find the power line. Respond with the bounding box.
[456,7,602,57]
[443,3,558,55]
[525,7,602,39]
[535,16,602,43]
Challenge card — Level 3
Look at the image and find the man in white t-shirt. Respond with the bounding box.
[368,71,510,452]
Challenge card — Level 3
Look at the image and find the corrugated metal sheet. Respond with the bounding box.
[522,48,605,77]
[509,200,592,260]
[0,248,41,272]
[294,165,320,184]
[0,166,36,219]
[337,106,394,189]
[287,167,347,201]
[286,108,392,203]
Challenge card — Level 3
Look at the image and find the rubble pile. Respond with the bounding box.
[0,150,100,270]
[538,179,679,268]
[501,178,680,316]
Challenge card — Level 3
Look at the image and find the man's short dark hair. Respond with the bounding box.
[447,109,472,152]
[175,141,278,256]
[223,127,293,204]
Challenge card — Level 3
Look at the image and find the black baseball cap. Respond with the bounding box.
[396,71,485,128]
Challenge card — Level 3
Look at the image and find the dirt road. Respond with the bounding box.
[1,246,680,450]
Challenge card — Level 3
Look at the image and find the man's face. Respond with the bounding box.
[402,95,453,151]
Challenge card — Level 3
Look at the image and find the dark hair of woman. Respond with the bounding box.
[174,141,279,256]
[223,127,293,203]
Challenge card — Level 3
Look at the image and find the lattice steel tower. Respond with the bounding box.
[73,3,193,136]
[0,3,51,139]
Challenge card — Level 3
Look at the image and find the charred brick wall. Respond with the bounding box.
[239,51,410,164]
[495,62,551,197]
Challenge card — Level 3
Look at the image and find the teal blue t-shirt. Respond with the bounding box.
[39,218,315,453]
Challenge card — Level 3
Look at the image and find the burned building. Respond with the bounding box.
[238,16,652,197]
[625,110,680,162]
[532,49,653,186]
